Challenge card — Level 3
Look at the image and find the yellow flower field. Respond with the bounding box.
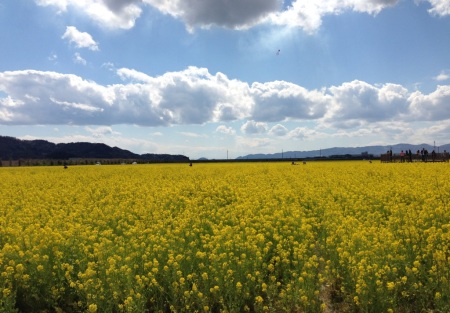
[1,161,450,312]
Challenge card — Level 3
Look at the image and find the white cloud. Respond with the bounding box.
[156,67,252,124]
[324,80,409,127]
[241,120,268,134]
[216,125,236,135]
[62,26,99,51]
[144,0,400,33]
[0,96,24,107]
[250,81,329,122]
[35,0,69,12]
[37,0,141,29]
[1,67,450,131]
[86,1,142,29]
[117,68,153,83]
[0,96,22,122]
[36,0,448,33]
[73,52,87,65]
[419,120,450,140]
[50,97,103,112]
[434,70,450,81]
[0,70,114,124]
[86,126,121,137]
[426,0,450,16]
[268,124,288,136]
[408,85,450,121]
[288,127,318,140]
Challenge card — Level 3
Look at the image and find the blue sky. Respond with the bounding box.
[0,0,450,159]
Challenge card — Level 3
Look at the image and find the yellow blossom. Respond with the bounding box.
[88,304,97,313]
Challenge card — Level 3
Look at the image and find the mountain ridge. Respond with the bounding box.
[0,136,189,162]
[2,136,448,161]
[236,143,450,159]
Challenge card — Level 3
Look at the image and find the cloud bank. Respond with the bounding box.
[35,0,450,32]
[1,67,449,130]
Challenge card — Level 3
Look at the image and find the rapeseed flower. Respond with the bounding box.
[1,162,450,312]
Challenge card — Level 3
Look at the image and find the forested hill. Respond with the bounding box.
[0,136,189,162]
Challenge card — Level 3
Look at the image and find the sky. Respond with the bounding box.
[0,0,450,159]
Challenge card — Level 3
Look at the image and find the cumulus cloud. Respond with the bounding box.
[270,0,399,33]
[426,0,450,16]
[0,67,252,126]
[0,96,22,122]
[36,0,449,33]
[268,124,288,136]
[156,68,252,124]
[1,67,450,130]
[434,70,450,81]
[37,0,142,29]
[216,125,236,135]
[324,81,410,127]
[408,85,450,121]
[144,0,282,31]
[144,0,402,32]
[117,68,153,83]
[250,81,329,122]
[62,26,99,51]
[288,127,322,140]
[241,120,268,134]
[35,0,69,12]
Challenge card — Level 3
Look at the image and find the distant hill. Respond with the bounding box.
[0,136,189,162]
[237,143,450,159]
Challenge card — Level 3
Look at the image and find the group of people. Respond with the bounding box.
[385,148,449,162]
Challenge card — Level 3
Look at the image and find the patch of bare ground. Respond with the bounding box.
[320,277,353,313]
